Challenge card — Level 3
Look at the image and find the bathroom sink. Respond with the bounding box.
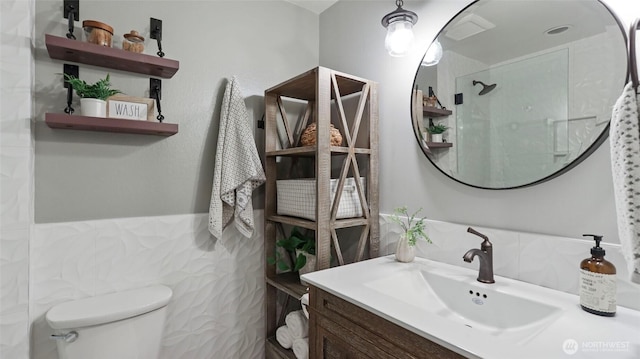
[364,261,562,341]
[302,256,640,358]
[420,270,562,331]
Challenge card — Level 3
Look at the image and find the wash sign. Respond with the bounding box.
[107,96,154,121]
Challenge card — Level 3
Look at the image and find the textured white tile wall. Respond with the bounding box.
[380,215,640,311]
[1,0,34,358]
[30,212,265,359]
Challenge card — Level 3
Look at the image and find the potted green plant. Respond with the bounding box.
[268,227,316,284]
[427,123,448,143]
[390,206,431,263]
[63,73,121,117]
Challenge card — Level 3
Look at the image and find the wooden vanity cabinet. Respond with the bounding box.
[308,287,465,359]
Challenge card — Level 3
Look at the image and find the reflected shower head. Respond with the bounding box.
[473,80,497,95]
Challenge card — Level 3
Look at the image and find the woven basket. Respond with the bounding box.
[300,122,343,146]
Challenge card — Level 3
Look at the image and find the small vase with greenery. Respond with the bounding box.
[427,123,448,143]
[268,227,316,283]
[64,73,121,117]
[390,206,431,262]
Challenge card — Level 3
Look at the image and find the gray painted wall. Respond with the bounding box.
[34,0,319,223]
[319,0,637,241]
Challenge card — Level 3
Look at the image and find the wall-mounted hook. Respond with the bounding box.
[63,0,79,40]
[150,18,165,58]
[63,64,78,114]
[150,78,164,122]
[257,114,265,129]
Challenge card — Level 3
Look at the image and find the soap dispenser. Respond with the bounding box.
[579,234,616,316]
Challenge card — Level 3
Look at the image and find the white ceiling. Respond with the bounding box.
[285,0,339,14]
[438,0,619,65]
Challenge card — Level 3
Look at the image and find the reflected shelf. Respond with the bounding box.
[425,142,453,149]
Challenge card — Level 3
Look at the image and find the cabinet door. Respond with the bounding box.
[310,287,465,359]
[315,323,381,359]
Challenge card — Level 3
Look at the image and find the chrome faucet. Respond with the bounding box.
[463,227,495,284]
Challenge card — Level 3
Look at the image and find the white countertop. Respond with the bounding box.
[301,256,640,359]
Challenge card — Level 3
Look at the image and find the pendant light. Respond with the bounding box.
[421,39,443,66]
[381,0,418,57]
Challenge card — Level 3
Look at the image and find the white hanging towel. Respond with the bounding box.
[610,82,640,284]
[208,76,265,239]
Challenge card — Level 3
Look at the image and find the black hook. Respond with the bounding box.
[64,86,75,114]
[63,64,78,114]
[150,18,165,58]
[64,0,79,40]
[150,78,164,122]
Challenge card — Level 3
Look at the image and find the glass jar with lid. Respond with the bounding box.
[122,30,145,53]
[82,20,114,47]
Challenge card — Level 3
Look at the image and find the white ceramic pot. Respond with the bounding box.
[395,234,415,263]
[80,98,107,117]
[431,133,443,143]
[297,249,316,285]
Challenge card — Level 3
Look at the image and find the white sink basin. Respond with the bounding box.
[363,262,562,342]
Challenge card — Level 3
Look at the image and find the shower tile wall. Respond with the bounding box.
[30,212,265,359]
[1,0,34,357]
[379,215,640,312]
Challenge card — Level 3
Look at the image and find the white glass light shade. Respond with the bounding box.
[422,39,443,66]
[385,20,415,57]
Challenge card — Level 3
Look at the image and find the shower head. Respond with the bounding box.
[473,80,497,95]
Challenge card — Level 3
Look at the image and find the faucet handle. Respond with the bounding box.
[467,227,492,248]
[467,227,488,241]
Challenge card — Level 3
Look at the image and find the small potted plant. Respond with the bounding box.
[63,73,121,117]
[427,123,448,143]
[268,227,316,284]
[390,206,431,263]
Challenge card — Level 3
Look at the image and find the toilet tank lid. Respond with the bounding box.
[46,285,173,330]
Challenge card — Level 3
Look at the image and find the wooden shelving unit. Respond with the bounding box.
[266,337,297,359]
[265,272,307,299]
[45,34,179,78]
[45,113,178,136]
[44,33,179,136]
[264,67,379,358]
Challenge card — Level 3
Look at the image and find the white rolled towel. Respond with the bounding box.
[276,325,293,349]
[300,293,310,319]
[285,310,308,339]
[292,337,309,359]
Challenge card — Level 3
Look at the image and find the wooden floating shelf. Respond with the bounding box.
[45,34,179,78]
[266,272,307,299]
[45,113,178,136]
[423,107,452,117]
[426,142,453,148]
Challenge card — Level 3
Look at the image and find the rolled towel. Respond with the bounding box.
[300,293,309,319]
[275,325,293,349]
[292,337,309,359]
[285,310,308,339]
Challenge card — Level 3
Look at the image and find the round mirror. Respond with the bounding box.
[412,0,627,189]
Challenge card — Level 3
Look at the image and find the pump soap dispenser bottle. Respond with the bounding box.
[580,234,616,316]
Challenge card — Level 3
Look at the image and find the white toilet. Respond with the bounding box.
[46,285,173,359]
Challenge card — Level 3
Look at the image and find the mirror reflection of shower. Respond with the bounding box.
[473,80,497,95]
